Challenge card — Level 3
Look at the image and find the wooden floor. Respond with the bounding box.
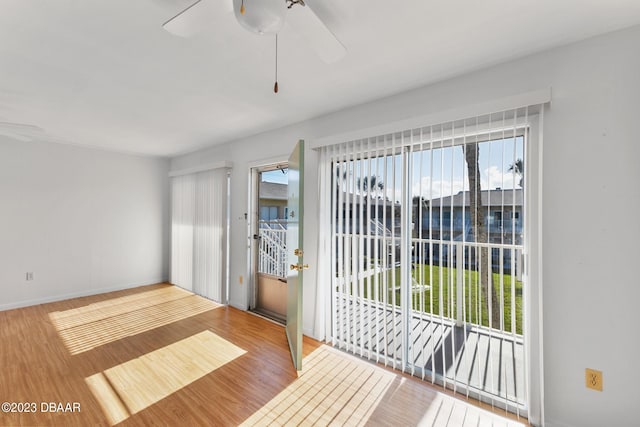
[0,283,529,426]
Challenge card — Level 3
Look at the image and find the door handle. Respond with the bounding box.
[289,264,309,271]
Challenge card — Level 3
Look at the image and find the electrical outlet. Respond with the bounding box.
[585,368,603,391]
[26,272,34,281]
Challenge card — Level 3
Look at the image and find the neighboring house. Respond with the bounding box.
[421,188,523,245]
[415,189,523,272]
[259,181,288,221]
[334,188,522,242]
[335,192,400,235]
[334,188,523,272]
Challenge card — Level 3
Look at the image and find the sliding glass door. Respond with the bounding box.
[323,109,536,415]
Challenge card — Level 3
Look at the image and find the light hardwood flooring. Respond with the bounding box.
[0,283,530,426]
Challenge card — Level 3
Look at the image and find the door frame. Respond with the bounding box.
[247,157,289,312]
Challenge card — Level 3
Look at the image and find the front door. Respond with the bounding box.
[286,140,304,370]
[252,165,289,323]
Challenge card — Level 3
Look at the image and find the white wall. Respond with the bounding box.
[0,138,170,310]
[171,25,640,427]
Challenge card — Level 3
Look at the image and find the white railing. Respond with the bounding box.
[332,235,525,408]
[333,227,524,337]
[258,220,287,278]
[332,236,523,333]
[409,238,523,333]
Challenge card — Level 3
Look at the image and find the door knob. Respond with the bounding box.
[289,263,309,271]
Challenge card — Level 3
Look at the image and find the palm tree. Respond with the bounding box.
[412,196,429,237]
[464,143,501,329]
[335,165,348,186]
[357,175,384,196]
[334,165,350,202]
[335,168,385,197]
[508,158,524,188]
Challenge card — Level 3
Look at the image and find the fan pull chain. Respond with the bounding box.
[274,34,279,93]
[240,0,245,14]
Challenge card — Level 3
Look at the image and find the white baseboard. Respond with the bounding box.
[229,299,247,311]
[0,278,168,312]
[545,419,574,427]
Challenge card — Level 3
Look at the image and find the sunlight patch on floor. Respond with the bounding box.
[86,330,246,426]
[49,286,221,354]
[418,393,527,427]
[241,346,395,426]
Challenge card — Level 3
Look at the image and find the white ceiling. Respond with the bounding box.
[1,1,639,157]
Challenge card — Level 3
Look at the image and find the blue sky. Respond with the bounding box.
[260,136,524,200]
[261,168,289,185]
[336,136,524,202]
[409,136,524,200]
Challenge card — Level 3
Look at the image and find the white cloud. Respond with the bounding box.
[411,167,521,201]
[482,165,521,190]
[412,176,467,199]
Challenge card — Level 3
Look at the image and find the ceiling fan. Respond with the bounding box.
[0,121,45,142]
[162,0,347,92]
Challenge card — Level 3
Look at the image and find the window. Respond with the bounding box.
[260,206,279,221]
[442,211,451,228]
[494,211,503,228]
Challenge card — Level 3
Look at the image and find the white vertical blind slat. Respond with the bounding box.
[357,140,365,358]
[171,174,195,291]
[171,168,229,303]
[373,140,382,364]
[364,138,373,360]
[381,139,389,366]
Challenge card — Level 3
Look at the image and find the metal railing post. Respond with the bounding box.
[456,242,464,327]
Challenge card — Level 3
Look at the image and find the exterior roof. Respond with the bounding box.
[260,181,287,200]
[430,189,523,208]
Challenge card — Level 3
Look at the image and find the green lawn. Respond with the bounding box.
[346,264,523,335]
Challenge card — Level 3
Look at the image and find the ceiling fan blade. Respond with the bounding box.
[0,129,31,141]
[286,2,346,63]
[0,121,44,142]
[162,0,230,38]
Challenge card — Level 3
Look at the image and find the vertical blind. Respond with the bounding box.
[171,167,229,303]
[316,106,543,416]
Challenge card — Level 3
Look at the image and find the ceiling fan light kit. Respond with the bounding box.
[233,0,286,35]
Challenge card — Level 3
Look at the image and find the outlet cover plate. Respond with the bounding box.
[585,368,603,391]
